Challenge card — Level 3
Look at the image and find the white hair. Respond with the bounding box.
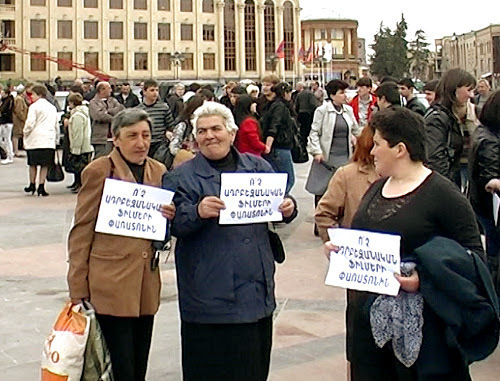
[246,84,260,96]
[192,101,238,134]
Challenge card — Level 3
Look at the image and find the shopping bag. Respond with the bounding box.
[80,301,114,381]
[47,151,65,182]
[41,302,90,380]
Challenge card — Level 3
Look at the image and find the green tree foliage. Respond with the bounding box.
[370,14,410,80]
[409,29,431,81]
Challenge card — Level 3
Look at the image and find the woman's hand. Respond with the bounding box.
[394,271,420,293]
[264,145,271,154]
[161,203,176,220]
[279,198,295,218]
[198,196,226,219]
[314,154,324,163]
[485,179,500,194]
[324,241,339,260]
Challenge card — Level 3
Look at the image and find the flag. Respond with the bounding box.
[298,47,305,62]
[276,40,285,59]
[306,46,313,62]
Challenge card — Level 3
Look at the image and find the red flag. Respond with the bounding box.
[306,45,313,62]
[276,40,285,59]
[298,47,305,62]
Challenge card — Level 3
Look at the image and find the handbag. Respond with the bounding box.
[47,151,65,182]
[268,225,285,264]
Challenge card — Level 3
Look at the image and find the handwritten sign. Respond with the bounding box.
[95,179,174,240]
[219,173,288,225]
[325,228,401,296]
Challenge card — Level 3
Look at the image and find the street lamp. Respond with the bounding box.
[169,51,185,80]
[265,53,279,74]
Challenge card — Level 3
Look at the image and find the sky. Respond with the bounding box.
[300,1,500,57]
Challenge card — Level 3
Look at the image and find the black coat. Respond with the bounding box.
[0,95,14,124]
[405,97,426,116]
[260,98,294,149]
[424,103,463,186]
[115,92,140,108]
[468,124,500,219]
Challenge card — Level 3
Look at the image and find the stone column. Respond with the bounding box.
[237,1,246,78]
[276,5,284,78]
[294,6,302,81]
[216,1,225,79]
[256,3,266,78]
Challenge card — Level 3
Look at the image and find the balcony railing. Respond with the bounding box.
[1,38,16,46]
[0,4,15,13]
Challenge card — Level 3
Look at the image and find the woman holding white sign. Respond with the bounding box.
[326,107,486,380]
[67,109,175,381]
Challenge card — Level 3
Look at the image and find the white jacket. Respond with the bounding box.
[307,102,360,161]
[23,98,58,150]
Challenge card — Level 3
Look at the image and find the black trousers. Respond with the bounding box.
[181,316,273,381]
[297,112,314,148]
[95,314,154,381]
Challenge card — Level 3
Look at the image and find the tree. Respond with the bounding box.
[370,14,410,80]
[409,29,431,81]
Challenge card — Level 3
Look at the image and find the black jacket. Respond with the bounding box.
[115,92,140,108]
[260,98,294,149]
[0,95,14,124]
[405,97,426,116]
[424,103,463,186]
[295,89,318,115]
[468,124,500,218]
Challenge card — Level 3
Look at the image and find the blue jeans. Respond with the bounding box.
[264,148,295,193]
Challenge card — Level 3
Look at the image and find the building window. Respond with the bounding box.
[244,0,256,71]
[0,54,15,72]
[181,53,193,70]
[57,52,73,71]
[158,23,171,40]
[110,52,124,71]
[158,53,171,70]
[30,0,45,5]
[84,21,98,39]
[84,0,97,7]
[30,52,47,71]
[57,0,71,6]
[134,0,146,9]
[263,0,275,71]
[157,0,170,10]
[30,20,46,38]
[181,24,193,41]
[84,52,99,69]
[109,0,123,9]
[180,0,192,12]
[202,0,213,12]
[283,1,294,70]
[224,0,236,71]
[1,20,15,38]
[57,20,72,39]
[109,22,123,39]
[202,25,215,41]
[203,53,215,70]
[134,22,147,40]
[134,53,148,70]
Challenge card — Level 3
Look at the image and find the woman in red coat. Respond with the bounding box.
[233,94,268,156]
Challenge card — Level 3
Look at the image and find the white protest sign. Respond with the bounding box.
[219,173,288,225]
[325,228,401,296]
[95,178,174,240]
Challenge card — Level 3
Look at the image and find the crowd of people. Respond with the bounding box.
[1,69,499,380]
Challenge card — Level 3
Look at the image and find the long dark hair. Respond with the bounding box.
[233,94,255,127]
[435,68,476,110]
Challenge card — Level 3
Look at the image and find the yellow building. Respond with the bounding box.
[0,0,301,83]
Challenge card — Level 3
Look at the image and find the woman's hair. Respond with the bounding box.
[270,82,292,99]
[198,88,215,100]
[192,101,238,134]
[67,93,83,106]
[479,90,500,130]
[111,109,152,137]
[435,68,476,109]
[325,79,349,99]
[178,95,206,122]
[246,84,260,97]
[31,85,48,98]
[352,125,375,166]
[233,94,255,126]
[370,107,426,162]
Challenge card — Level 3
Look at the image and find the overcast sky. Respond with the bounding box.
[300,1,500,55]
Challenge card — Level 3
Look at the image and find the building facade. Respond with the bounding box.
[300,18,359,84]
[0,0,301,83]
[435,24,500,88]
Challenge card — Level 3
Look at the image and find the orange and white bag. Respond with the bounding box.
[41,301,90,380]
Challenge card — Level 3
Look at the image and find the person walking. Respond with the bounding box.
[22,85,58,196]
[0,86,15,164]
[294,82,318,151]
[12,84,29,158]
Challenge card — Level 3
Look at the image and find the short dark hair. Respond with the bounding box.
[380,76,398,84]
[271,82,292,98]
[231,86,247,95]
[143,79,158,90]
[325,79,349,98]
[31,85,48,98]
[356,77,373,88]
[375,82,400,106]
[423,80,438,92]
[399,78,415,89]
[370,107,426,162]
[188,82,201,93]
[479,90,500,130]
[435,68,476,110]
[121,82,130,87]
[69,85,84,95]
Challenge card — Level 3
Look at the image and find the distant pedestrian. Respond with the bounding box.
[115,82,140,108]
[399,78,426,116]
[474,78,491,115]
[349,77,377,128]
[12,84,29,158]
[0,86,15,164]
[166,83,185,120]
[311,81,326,106]
[294,82,318,150]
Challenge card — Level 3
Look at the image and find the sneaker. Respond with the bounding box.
[1,158,13,165]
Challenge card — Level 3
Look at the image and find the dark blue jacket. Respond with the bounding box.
[162,149,296,324]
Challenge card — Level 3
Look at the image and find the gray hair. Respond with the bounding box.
[192,101,238,134]
[174,83,185,90]
[112,109,152,137]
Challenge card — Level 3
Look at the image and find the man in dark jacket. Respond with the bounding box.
[165,83,185,120]
[115,82,140,108]
[399,78,426,116]
[162,101,297,381]
[0,87,15,164]
[294,82,317,149]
